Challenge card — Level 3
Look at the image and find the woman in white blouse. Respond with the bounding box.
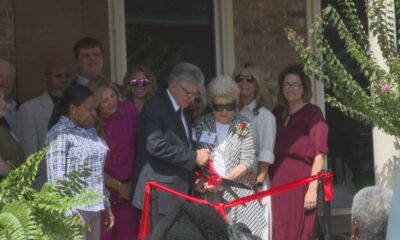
[232,62,276,240]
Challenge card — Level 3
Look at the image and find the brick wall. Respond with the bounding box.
[0,0,15,63]
[233,0,307,108]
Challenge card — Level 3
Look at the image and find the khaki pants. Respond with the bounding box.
[77,209,101,240]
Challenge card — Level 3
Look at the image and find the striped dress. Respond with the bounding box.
[194,113,267,237]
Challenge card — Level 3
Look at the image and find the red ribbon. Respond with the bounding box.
[138,170,333,240]
[138,181,227,239]
[194,161,223,188]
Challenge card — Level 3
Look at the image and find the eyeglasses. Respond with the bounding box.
[212,103,236,112]
[235,75,256,83]
[282,82,303,90]
[177,82,199,98]
[130,78,150,87]
[194,97,202,104]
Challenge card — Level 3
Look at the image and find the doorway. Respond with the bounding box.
[124,0,216,89]
[321,0,375,191]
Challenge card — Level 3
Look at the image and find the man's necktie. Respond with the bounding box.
[176,108,188,142]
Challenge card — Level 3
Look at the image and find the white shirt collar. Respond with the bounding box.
[76,75,90,86]
[167,89,180,111]
[243,99,257,111]
[6,99,17,111]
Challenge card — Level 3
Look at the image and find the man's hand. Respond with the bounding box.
[196,149,212,166]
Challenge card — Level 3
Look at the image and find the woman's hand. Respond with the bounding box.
[195,178,222,193]
[118,182,131,200]
[203,182,223,192]
[104,207,115,231]
[304,188,317,211]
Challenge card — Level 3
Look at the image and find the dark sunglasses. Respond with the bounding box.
[212,103,236,112]
[130,78,150,86]
[235,75,256,83]
[194,97,202,104]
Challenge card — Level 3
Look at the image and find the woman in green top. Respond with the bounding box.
[0,90,23,173]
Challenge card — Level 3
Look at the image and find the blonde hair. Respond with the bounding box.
[87,79,120,136]
[122,65,158,101]
[232,62,268,115]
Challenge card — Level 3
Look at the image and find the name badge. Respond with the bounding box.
[199,131,216,144]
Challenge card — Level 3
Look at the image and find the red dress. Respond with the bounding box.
[270,103,328,240]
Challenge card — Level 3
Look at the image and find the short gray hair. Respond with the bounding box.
[207,76,239,106]
[351,186,393,240]
[168,62,204,86]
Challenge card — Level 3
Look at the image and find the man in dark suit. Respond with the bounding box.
[132,62,211,224]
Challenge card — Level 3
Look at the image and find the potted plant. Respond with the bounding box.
[0,147,101,240]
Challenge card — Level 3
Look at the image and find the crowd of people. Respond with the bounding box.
[0,35,393,240]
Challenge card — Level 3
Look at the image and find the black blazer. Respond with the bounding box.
[131,90,196,214]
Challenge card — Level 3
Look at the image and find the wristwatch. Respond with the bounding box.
[253,181,263,191]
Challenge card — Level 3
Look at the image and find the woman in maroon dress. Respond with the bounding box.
[270,64,328,240]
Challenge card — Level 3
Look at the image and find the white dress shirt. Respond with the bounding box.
[240,100,276,164]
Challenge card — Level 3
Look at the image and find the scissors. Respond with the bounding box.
[194,161,252,190]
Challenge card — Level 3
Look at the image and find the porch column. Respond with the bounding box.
[369,0,398,188]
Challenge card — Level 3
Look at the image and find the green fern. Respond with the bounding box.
[287,0,400,137]
[0,148,102,240]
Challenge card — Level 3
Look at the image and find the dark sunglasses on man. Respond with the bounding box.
[130,78,150,86]
[212,102,236,112]
[235,75,256,83]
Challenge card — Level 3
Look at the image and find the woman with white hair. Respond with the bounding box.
[351,186,393,240]
[194,76,267,239]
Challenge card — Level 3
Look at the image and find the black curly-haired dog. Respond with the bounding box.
[150,201,229,240]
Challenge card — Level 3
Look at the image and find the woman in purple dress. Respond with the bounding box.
[269,64,328,240]
[89,81,140,240]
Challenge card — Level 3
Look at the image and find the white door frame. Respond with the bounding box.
[213,0,236,76]
[107,0,127,84]
[306,0,325,113]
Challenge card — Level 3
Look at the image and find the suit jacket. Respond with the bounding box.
[0,122,24,168]
[131,90,196,214]
[16,91,53,157]
[194,113,267,237]
[16,91,53,190]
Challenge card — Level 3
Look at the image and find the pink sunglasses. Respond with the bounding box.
[130,78,150,86]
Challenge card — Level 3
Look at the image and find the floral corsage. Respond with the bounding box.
[235,121,250,138]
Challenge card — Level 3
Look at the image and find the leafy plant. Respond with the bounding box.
[0,147,101,240]
[286,0,400,136]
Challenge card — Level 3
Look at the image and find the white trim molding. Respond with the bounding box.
[369,0,397,188]
[107,0,127,84]
[306,0,325,114]
[213,0,235,76]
